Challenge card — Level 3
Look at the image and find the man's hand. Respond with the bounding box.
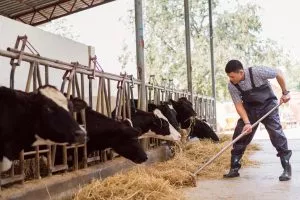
[280,92,291,104]
[242,123,252,134]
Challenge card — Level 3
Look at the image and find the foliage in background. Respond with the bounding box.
[121,0,299,101]
[38,0,300,101]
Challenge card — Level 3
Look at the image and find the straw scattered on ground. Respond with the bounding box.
[73,134,261,200]
[74,168,184,200]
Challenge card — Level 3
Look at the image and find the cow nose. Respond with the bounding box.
[134,155,148,164]
[74,129,87,144]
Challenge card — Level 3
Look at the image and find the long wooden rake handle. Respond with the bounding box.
[193,103,282,176]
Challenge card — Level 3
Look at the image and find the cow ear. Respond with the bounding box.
[72,98,88,112]
[122,118,133,127]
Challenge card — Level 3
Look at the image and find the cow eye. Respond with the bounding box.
[162,120,169,127]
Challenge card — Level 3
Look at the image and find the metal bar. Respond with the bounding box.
[34,146,40,179]
[47,145,52,176]
[25,62,34,92]
[184,0,193,100]
[80,73,85,99]
[96,78,102,112]
[75,73,81,98]
[33,62,37,91]
[101,79,105,114]
[4,48,142,83]
[36,63,42,87]
[45,65,49,85]
[135,0,146,111]
[208,0,217,128]
[96,77,103,112]
[10,64,17,89]
[88,78,93,107]
[107,79,112,117]
[103,79,111,117]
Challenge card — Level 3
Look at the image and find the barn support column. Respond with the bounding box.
[135,0,146,111]
[208,0,217,128]
[184,0,193,103]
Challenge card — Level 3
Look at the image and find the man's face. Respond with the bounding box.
[227,70,244,84]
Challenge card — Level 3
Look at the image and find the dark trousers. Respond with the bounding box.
[232,100,290,157]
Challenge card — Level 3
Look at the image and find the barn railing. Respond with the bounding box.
[0,35,216,189]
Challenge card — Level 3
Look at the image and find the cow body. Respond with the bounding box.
[0,85,86,172]
[54,98,148,165]
[77,107,148,163]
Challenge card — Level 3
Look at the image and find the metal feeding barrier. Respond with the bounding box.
[0,35,216,189]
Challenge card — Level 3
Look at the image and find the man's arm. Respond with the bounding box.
[234,102,253,134]
[276,69,291,104]
[276,69,288,94]
[234,102,250,124]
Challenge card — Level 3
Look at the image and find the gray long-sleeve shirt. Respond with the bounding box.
[228,66,278,104]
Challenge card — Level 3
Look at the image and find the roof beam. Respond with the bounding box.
[11,0,116,26]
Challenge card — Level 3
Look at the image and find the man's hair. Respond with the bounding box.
[225,60,244,73]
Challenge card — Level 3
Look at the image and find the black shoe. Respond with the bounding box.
[223,168,240,178]
[279,151,292,181]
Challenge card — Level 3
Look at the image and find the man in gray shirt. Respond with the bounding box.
[224,59,292,181]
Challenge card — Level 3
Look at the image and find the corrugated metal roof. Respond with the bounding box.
[0,0,115,26]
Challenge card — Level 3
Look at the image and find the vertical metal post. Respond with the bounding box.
[208,0,217,128]
[184,0,193,101]
[135,0,146,111]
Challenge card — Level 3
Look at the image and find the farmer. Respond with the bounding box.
[224,59,292,181]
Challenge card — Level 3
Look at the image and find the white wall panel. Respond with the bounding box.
[0,16,93,90]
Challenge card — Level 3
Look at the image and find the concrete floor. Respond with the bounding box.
[183,128,300,200]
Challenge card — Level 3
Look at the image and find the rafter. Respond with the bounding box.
[0,0,116,26]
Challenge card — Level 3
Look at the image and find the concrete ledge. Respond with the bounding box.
[0,146,172,200]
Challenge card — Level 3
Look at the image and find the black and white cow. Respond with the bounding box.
[0,85,87,172]
[169,97,219,141]
[62,98,148,164]
[112,102,181,141]
[169,97,197,129]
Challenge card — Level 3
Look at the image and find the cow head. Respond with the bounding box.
[113,126,148,164]
[150,109,181,141]
[32,85,87,145]
[190,118,219,142]
[189,119,219,142]
[148,102,180,131]
[67,98,148,164]
[169,97,196,128]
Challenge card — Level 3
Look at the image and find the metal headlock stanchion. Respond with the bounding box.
[193,103,282,176]
[114,74,127,121]
[1,36,50,189]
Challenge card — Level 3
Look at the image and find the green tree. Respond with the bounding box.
[121,0,298,100]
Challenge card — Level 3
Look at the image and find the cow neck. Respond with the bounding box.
[131,109,154,133]
[180,116,196,129]
[24,97,41,150]
[7,90,38,158]
[184,117,196,137]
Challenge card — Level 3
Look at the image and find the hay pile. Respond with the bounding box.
[74,167,184,200]
[74,134,261,200]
